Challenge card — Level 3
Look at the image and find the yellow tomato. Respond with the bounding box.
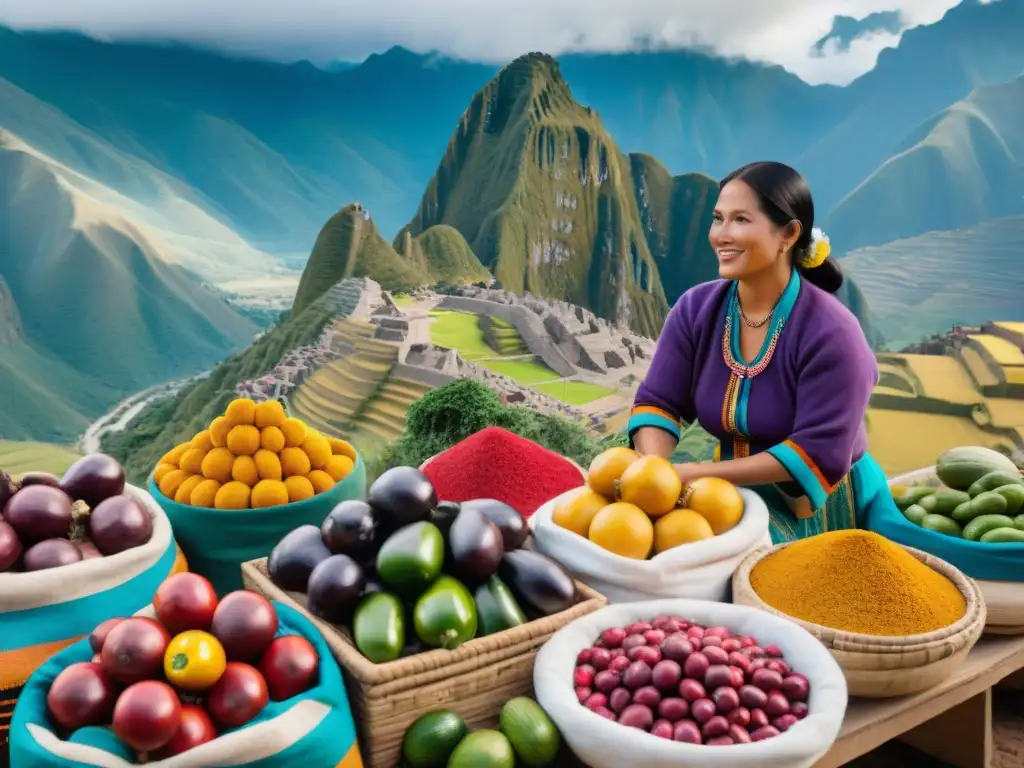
[164,630,227,691]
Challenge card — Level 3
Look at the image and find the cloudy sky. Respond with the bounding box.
[0,0,987,85]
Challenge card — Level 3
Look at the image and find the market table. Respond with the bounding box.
[813,634,1024,768]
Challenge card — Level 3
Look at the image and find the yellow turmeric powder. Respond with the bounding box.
[750,530,966,636]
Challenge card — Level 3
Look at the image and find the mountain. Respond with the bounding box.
[841,214,1024,350]
[828,73,1024,252]
[0,130,257,442]
[394,54,719,337]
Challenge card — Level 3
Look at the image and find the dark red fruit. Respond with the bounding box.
[112,680,182,752]
[46,662,117,730]
[210,591,278,661]
[258,635,319,701]
[206,662,269,728]
[154,573,219,634]
[100,617,170,683]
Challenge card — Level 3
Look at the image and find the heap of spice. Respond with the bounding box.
[750,530,966,636]
[422,427,584,518]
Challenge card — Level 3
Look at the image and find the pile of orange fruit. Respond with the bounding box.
[152,398,358,510]
[552,447,744,559]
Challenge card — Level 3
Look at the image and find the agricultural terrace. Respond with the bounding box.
[427,310,616,405]
[0,441,81,476]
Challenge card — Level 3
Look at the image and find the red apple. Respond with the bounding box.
[210,591,278,662]
[156,704,218,756]
[89,618,125,654]
[46,662,118,730]
[112,680,182,752]
[258,635,319,701]
[154,573,219,635]
[205,663,269,728]
[100,617,170,683]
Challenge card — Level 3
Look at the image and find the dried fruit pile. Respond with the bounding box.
[573,615,810,746]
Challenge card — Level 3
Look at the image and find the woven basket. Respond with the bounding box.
[732,542,986,698]
[888,465,1024,635]
[242,558,606,768]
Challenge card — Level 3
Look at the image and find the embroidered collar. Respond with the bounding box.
[722,270,801,379]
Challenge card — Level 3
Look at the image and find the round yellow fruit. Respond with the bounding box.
[683,477,745,534]
[280,418,307,448]
[159,443,189,468]
[209,416,232,448]
[302,433,332,470]
[200,448,234,484]
[190,478,221,508]
[328,437,357,461]
[280,446,312,478]
[260,426,286,453]
[251,479,289,508]
[653,508,715,554]
[587,447,640,498]
[174,475,204,505]
[552,488,609,537]
[225,398,256,426]
[179,448,206,476]
[323,454,354,482]
[618,455,682,518]
[254,449,283,481]
[153,463,177,484]
[254,399,286,429]
[159,469,189,499]
[190,430,214,453]
[284,475,315,503]
[588,502,654,559]
[214,481,251,510]
[307,470,334,494]
[231,455,260,487]
[226,424,260,456]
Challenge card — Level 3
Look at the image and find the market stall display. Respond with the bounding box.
[242,469,605,768]
[8,577,363,767]
[401,697,561,767]
[421,427,586,518]
[732,530,986,697]
[148,398,367,593]
[531,461,771,603]
[534,599,847,768]
[1,456,180,761]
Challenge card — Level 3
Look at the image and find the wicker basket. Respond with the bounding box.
[242,558,606,768]
[732,542,986,698]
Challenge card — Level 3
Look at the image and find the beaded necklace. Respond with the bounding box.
[721,289,785,380]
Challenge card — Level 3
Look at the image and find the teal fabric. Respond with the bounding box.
[867,475,1024,582]
[1,538,178,651]
[10,602,360,768]
[150,455,367,594]
[626,413,681,441]
[752,453,892,544]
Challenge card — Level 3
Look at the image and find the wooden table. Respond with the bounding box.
[814,635,1024,768]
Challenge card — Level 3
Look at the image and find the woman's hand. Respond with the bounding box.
[674,461,706,490]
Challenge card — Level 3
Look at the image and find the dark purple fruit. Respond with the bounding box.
[268,525,332,592]
[0,470,15,509]
[498,549,576,616]
[448,505,504,584]
[3,485,73,543]
[320,500,378,563]
[61,453,126,508]
[306,554,365,623]
[0,519,23,571]
[89,495,153,555]
[366,467,436,529]
[461,499,528,550]
[18,472,62,489]
[24,538,83,570]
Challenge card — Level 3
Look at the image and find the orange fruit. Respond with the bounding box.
[587,502,654,559]
[683,477,745,534]
[552,488,609,537]
[225,398,257,426]
[587,447,640,498]
[654,509,715,554]
[618,455,682,517]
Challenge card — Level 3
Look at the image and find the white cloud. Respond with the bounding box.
[0,0,969,85]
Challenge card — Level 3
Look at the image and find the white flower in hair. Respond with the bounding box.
[802,228,831,268]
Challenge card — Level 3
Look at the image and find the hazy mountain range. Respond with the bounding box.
[2,0,1024,441]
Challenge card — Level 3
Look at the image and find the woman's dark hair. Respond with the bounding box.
[719,161,843,294]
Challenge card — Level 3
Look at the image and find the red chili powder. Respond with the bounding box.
[423,427,584,518]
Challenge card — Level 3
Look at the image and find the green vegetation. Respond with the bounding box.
[429,310,495,360]
[482,359,561,384]
[480,315,529,356]
[535,380,616,405]
[0,440,81,475]
[102,292,341,484]
[396,225,491,285]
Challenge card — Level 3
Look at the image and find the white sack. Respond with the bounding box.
[534,598,848,768]
[531,488,772,603]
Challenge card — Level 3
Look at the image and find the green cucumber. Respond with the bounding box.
[1016,513,1024,531]
[474,576,527,636]
[402,710,467,768]
[921,514,962,537]
[892,486,937,510]
[447,730,515,768]
[413,575,478,650]
[980,527,1024,543]
[952,490,1010,523]
[950,501,976,524]
[963,514,1017,542]
[992,484,1024,515]
[919,490,970,516]
[936,447,1018,490]
[968,471,1024,498]
[499,697,561,767]
[903,504,928,525]
[376,521,445,596]
[353,591,406,663]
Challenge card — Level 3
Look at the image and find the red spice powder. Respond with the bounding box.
[423,427,584,518]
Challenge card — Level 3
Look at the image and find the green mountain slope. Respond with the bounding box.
[396,225,491,285]
[841,215,1024,350]
[0,132,257,441]
[828,74,1024,253]
[395,53,682,338]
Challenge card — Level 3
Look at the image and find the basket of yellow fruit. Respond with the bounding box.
[148,398,366,594]
[531,447,771,603]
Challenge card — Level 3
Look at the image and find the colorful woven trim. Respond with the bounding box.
[627,405,682,441]
[766,439,834,510]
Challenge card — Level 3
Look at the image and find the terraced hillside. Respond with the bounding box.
[0,440,80,475]
[481,315,529,356]
[348,376,434,450]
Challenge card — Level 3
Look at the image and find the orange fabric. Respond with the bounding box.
[335,744,365,768]
[630,404,680,424]
[171,543,189,575]
[0,637,82,690]
[783,439,835,495]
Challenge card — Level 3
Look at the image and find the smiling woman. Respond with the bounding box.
[626,161,899,544]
